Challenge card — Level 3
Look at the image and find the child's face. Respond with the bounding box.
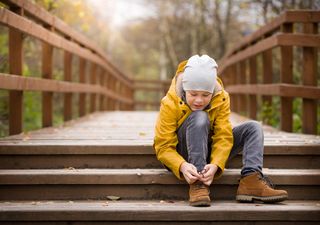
[185,90,213,111]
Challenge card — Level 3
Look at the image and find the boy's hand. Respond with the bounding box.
[199,164,218,186]
[179,162,201,184]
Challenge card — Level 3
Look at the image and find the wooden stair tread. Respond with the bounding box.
[1,168,319,185]
[0,200,319,221]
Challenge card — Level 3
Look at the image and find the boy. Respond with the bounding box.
[153,54,288,207]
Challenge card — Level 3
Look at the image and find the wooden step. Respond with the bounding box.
[0,145,319,169]
[0,169,319,201]
[0,200,319,224]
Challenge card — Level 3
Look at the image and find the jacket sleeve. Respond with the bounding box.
[210,93,233,179]
[153,99,186,180]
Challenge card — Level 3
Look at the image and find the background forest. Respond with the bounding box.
[0,0,319,137]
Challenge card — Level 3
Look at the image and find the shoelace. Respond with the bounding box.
[259,175,275,189]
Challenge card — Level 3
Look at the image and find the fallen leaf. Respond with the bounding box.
[107,196,121,201]
[139,132,147,136]
[69,201,74,204]
[102,202,109,206]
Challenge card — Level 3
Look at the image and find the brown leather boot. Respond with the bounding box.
[236,172,288,203]
[189,181,211,207]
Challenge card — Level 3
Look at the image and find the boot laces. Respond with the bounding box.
[259,174,275,189]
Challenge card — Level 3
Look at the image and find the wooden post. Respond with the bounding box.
[90,63,96,113]
[262,49,273,125]
[239,60,247,116]
[79,58,86,117]
[63,51,73,121]
[249,56,257,120]
[302,23,317,134]
[42,40,53,127]
[9,7,23,135]
[280,23,293,132]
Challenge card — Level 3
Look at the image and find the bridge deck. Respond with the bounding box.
[0,111,319,149]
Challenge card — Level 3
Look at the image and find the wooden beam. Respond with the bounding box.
[226,84,320,99]
[0,73,133,105]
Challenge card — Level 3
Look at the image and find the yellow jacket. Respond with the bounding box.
[153,60,233,180]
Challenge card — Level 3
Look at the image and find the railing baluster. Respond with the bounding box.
[262,49,273,125]
[280,23,293,132]
[249,56,257,119]
[9,6,23,135]
[42,38,53,127]
[63,51,73,121]
[79,58,86,117]
[99,67,105,111]
[239,60,247,116]
[302,22,318,134]
[90,63,96,113]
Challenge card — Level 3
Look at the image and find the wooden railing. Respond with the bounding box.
[219,10,319,135]
[134,79,171,110]
[0,0,134,135]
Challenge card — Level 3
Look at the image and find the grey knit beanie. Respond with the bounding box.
[182,55,218,93]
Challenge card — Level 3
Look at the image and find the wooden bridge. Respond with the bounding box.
[0,1,319,224]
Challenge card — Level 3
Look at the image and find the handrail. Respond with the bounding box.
[0,0,134,135]
[218,10,320,135]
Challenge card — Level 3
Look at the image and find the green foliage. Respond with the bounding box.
[258,98,280,129]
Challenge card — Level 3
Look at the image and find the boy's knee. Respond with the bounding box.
[189,111,210,128]
[246,121,263,136]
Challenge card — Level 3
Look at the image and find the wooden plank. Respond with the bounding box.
[0,73,133,104]
[277,33,320,47]
[63,51,72,122]
[280,23,293,132]
[78,58,86,117]
[1,168,319,185]
[8,6,23,135]
[0,200,319,222]
[42,41,53,128]
[0,8,132,88]
[302,23,318,135]
[226,84,320,99]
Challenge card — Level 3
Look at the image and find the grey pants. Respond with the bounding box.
[176,110,264,176]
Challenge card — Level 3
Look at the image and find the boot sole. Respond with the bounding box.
[236,194,288,203]
[189,200,211,207]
